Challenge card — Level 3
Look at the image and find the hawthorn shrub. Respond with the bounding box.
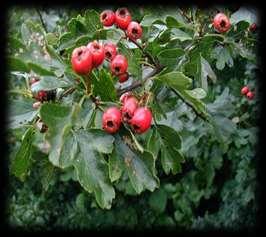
[6,6,259,230]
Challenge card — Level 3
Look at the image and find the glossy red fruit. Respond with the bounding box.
[71,46,93,74]
[118,72,129,83]
[100,10,116,27]
[249,23,257,32]
[126,21,142,41]
[119,92,133,104]
[104,42,117,61]
[213,13,231,33]
[121,96,138,123]
[130,107,152,134]
[241,86,249,95]
[110,54,128,75]
[102,107,122,134]
[35,90,48,102]
[115,8,132,30]
[246,91,255,100]
[87,41,105,67]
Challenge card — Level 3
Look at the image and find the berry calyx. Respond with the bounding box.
[213,13,231,33]
[110,54,128,75]
[115,8,132,30]
[104,42,117,61]
[130,107,152,134]
[126,21,142,41]
[100,10,116,27]
[241,86,249,95]
[121,96,138,123]
[102,107,122,134]
[87,41,105,68]
[118,72,129,83]
[246,91,255,100]
[119,92,133,104]
[71,46,93,74]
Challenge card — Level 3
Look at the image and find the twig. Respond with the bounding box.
[36,9,47,33]
[117,65,163,96]
[178,8,192,23]
[58,87,76,100]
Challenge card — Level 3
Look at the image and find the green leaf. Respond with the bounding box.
[141,15,164,27]
[91,70,117,102]
[31,76,74,92]
[196,55,217,92]
[185,88,207,100]
[106,29,124,44]
[84,9,102,36]
[8,56,30,72]
[40,103,115,209]
[74,129,115,209]
[112,134,159,193]
[230,7,257,25]
[149,188,168,213]
[10,127,35,181]
[157,48,185,68]
[156,125,184,175]
[154,71,192,90]
[147,128,160,158]
[170,28,193,42]
[212,46,233,70]
[8,98,38,129]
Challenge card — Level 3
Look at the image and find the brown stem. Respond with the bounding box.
[117,65,163,96]
[59,87,76,100]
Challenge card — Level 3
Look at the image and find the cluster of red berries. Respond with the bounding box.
[102,92,153,134]
[100,8,143,41]
[213,13,231,33]
[241,86,255,100]
[71,40,130,83]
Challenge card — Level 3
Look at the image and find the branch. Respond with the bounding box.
[36,9,47,33]
[117,65,163,96]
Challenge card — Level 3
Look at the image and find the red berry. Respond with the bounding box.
[249,23,257,32]
[130,107,152,134]
[110,54,128,75]
[213,13,231,33]
[102,107,122,134]
[121,96,138,123]
[100,10,116,27]
[115,8,132,30]
[241,86,249,95]
[36,90,48,102]
[126,21,142,41]
[104,42,117,61]
[71,46,93,74]
[87,41,105,68]
[246,91,255,100]
[119,92,133,104]
[118,72,129,83]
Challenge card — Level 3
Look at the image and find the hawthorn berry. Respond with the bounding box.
[87,41,105,68]
[121,96,138,123]
[118,72,129,83]
[130,107,152,134]
[102,107,122,134]
[213,13,231,33]
[119,91,133,104]
[126,21,142,41]
[35,90,48,102]
[249,23,257,32]
[241,86,249,95]
[115,8,132,30]
[246,91,255,100]
[100,10,116,27]
[110,54,128,75]
[71,46,93,74]
[104,42,117,61]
